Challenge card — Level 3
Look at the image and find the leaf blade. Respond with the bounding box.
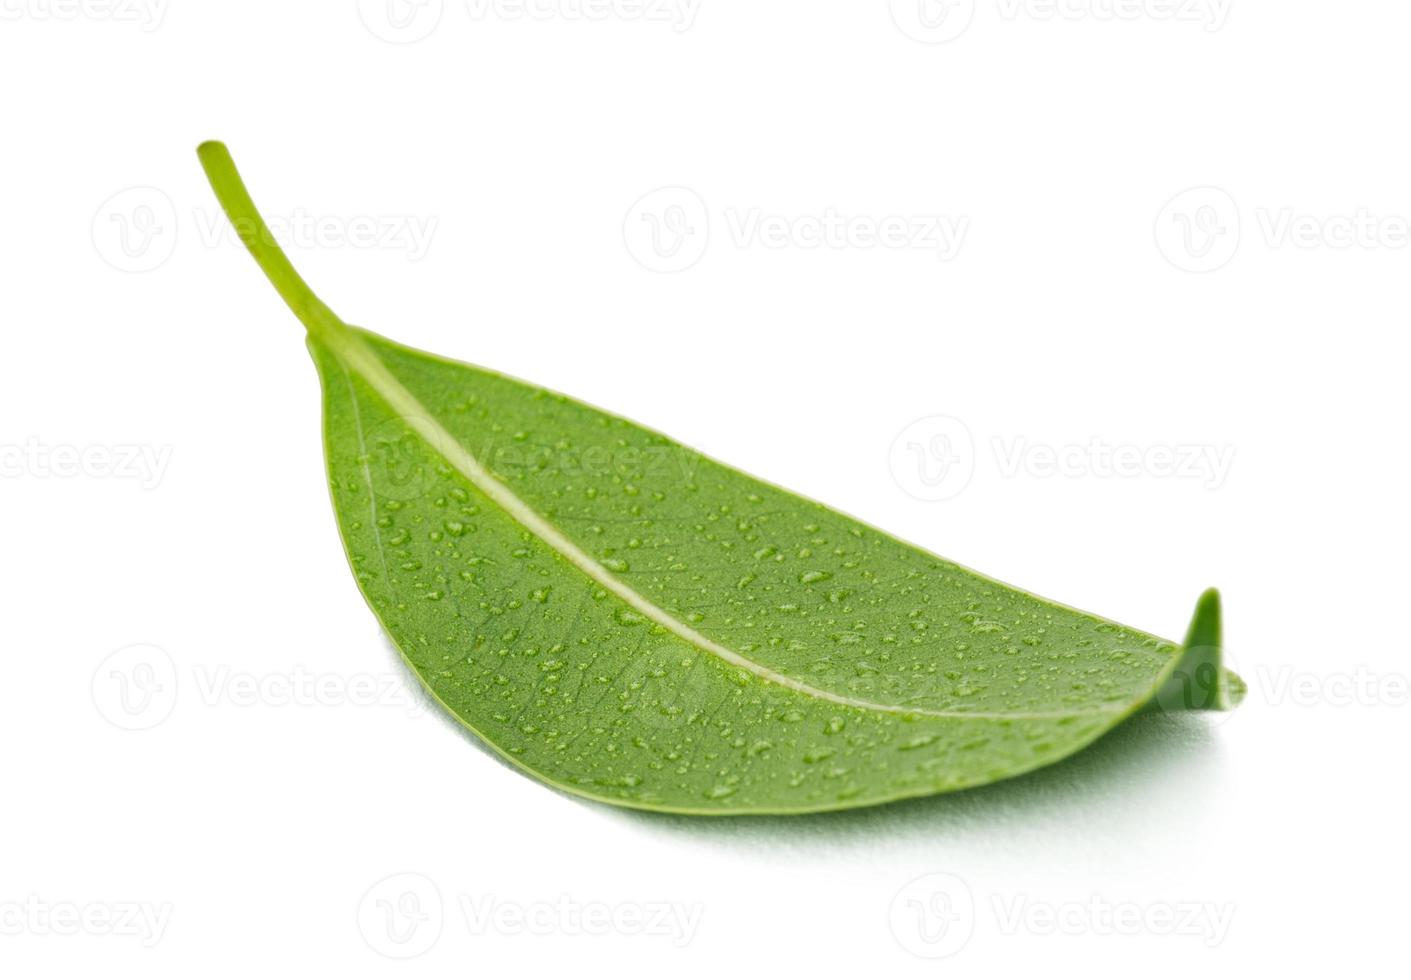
[311,328,1216,813]
[199,141,1239,815]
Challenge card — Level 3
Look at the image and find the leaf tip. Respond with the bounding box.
[1151,587,1237,713]
[1185,587,1222,653]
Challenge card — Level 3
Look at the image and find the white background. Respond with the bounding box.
[2,1,1408,975]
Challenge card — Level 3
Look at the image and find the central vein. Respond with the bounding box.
[333,329,1117,722]
[198,139,1121,724]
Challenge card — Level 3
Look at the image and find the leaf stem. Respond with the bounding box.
[196,141,344,343]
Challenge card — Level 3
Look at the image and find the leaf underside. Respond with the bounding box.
[200,141,1239,815]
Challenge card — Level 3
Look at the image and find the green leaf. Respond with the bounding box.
[198,142,1241,815]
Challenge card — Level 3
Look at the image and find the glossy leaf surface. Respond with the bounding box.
[199,142,1239,814]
